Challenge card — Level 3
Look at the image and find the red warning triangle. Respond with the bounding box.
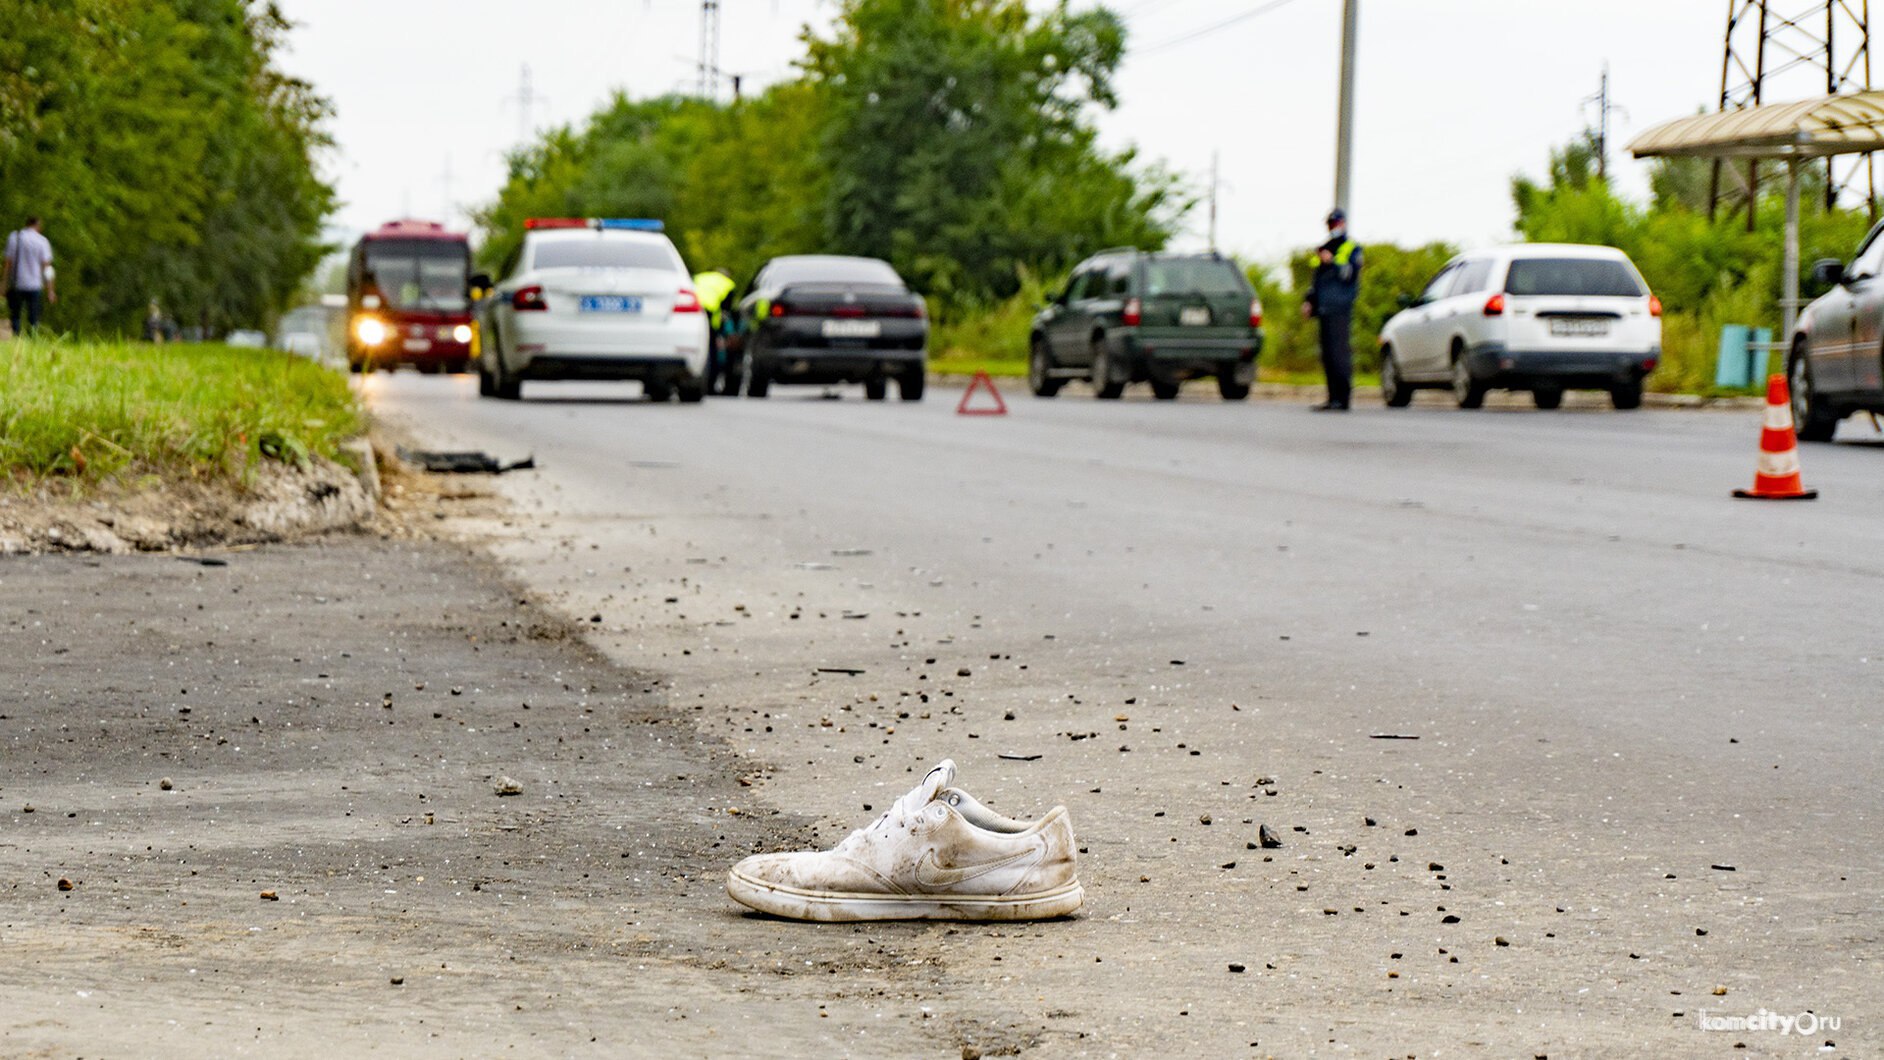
[956,370,1008,416]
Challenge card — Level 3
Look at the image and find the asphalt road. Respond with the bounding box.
[368,374,1881,1057]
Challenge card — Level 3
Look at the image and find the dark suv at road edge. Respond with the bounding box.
[1030,250,1263,400]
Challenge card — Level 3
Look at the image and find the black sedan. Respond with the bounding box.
[732,255,928,400]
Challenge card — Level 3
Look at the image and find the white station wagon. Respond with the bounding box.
[476,218,709,402]
[1377,244,1662,409]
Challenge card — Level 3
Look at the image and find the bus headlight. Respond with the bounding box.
[452,323,473,344]
[354,316,387,346]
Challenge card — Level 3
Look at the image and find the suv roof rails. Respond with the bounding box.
[1092,247,1142,258]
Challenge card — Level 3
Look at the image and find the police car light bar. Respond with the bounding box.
[524,218,665,232]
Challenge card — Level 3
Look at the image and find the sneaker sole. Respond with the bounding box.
[726,869,1083,922]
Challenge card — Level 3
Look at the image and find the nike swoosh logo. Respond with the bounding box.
[914,846,1042,888]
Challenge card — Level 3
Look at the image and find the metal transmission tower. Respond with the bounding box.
[698,0,723,99]
[1711,1,1874,224]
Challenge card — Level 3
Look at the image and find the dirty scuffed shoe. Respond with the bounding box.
[726,759,1083,921]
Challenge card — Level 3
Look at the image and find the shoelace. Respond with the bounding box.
[836,786,932,853]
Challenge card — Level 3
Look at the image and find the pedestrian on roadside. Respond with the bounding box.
[143,299,170,343]
[1302,208,1362,412]
[3,216,57,337]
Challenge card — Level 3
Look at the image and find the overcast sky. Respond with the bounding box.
[277,1,1795,264]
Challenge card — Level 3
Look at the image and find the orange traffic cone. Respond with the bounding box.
[1733,373,1818,500]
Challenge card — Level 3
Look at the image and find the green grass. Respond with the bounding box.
[1,338,361,482]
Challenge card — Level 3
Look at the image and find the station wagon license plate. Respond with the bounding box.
[1179,307,1212,326]
[1549,317,1609,337]
[579,295,643,313]
[821,319,882,339]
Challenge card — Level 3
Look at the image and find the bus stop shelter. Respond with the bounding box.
[1628,90,1884,345]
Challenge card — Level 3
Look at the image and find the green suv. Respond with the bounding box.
[1029,250,1263,400]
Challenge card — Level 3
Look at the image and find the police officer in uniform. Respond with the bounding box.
[1302,208,1362,411]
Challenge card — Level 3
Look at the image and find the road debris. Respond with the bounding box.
[494,776,524,796]
[1369,733,1420,740]
[997,753,1042,761]
[159,777,174,790]
[1258,824,1282,848]
[396,447,536,474]
[57,878,74,891]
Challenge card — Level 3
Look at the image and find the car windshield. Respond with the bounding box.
[363,240,469,311]
[1504,257,1644,297]
[533,239,676,271]
[769,258,904,288]
[1143,258,1248,297]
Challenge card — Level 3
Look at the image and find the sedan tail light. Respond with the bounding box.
[674,288,702,313]
[512,285,547,311]
[769,301,792,317]
[1482,292,1506,317]
[1123,297,1142,327]
[1249,299,1264,328]
[1648,295,1663,317]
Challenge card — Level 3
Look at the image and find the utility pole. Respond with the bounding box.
[1333,0,1359,216]
[1208,150,1219,251]
[698,0,723,99]
[1592,64,1609,182]
[509,64,538,145]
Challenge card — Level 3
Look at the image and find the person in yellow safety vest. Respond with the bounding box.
[1301,208,1363,412]
[692,267,738,394]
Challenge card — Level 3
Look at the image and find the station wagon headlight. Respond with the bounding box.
[453,323,474,344]
[354,316,387,346]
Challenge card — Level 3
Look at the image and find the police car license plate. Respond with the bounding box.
[403,338,431,352]
[1549,317,1609,337]
[580,295,643,313]
[1179,307,1212,326]
[822,319,881,339]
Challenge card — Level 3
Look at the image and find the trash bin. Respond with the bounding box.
[1715,325,1772,388]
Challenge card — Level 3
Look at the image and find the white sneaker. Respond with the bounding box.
[726,759,1083,921]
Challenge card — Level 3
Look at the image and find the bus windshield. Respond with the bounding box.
[362,239,470,312]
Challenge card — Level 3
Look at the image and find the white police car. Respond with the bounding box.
[476,218,709,402]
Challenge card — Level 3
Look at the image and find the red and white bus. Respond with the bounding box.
[346,219,485,373]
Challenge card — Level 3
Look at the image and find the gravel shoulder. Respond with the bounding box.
[0,540,962,1058]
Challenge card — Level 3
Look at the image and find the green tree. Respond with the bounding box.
[0,0,332,337]
[803,0,1183,303]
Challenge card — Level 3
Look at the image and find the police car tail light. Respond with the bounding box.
[674,289,702,313]
[1482,293,1506,317]
[1648,295,1663,317]
[512,285,548,311]
[524,218,588,230]
[1249,299,1263,328]
[1123,298,1142,326]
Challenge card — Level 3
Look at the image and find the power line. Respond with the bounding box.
[1135,0,1318,56]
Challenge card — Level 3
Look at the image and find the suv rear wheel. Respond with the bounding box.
[1609,382,1642,410]
[1028,337,1064,398]
[1091,337,1125,400]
